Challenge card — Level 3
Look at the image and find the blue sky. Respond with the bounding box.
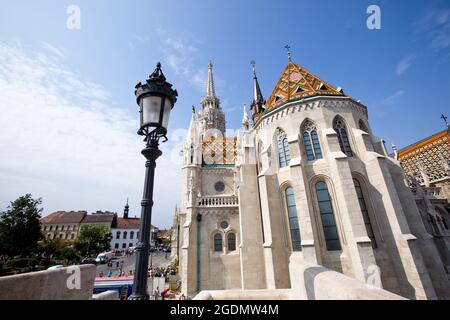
[0,0,449,227]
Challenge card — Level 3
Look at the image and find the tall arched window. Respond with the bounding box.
[116,231,121,239]
[333,117,353,157]
[285,187,302,251]
[353,179,377,248]
[123,231,128,239]
[227,233,236,251]
[315,181,341,251]
[277,129,291,168]
[214,233,223,252]
[130,231,134,239]
[302,120,322,160]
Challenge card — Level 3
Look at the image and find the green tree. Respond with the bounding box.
[74,224,112,256]
[37,237,66,259]
[0,194,43,257]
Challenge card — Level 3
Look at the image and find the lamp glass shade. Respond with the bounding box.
[142,95,162,127]
[161,98,172,130]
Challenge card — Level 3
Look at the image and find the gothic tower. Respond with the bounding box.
[197,61,226,137]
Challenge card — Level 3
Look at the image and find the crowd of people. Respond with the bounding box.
[148,265,176,280]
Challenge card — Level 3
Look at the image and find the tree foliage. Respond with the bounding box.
[74,224,112,256]
[0,194,43,257]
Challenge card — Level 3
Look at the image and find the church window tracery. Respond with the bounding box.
[227,233,236,251]
[333,117,353,157]
[315,181,341,251]
[285,187,302,251]
[353,178,377,248]
[277,129,291,168]
[214,233,223,252]
[302,120,322,161]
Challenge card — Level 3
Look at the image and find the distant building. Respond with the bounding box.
[158,229,172,241]
[80,211,117,230]
[110,200,158,251]
[40,210,117,241]
[40,211,87,240]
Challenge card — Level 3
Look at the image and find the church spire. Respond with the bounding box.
[205,61,216,98]
[198,61,225,135]
[124,197,129,219]
[250,60,265,120]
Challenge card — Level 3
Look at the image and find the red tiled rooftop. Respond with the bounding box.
[40,211,87,224]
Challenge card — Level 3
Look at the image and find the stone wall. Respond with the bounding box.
[0,265,97,300]
[194,259,406,300]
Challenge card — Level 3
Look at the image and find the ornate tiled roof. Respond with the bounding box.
[202,137,237,166]
[265,62,346,111]
[398,129,449,184]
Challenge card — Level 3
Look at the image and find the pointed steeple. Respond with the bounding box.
[198,61,225,135]
[206,61,216,98]
[242,104,250,130]
[250,61,265,121]
[186,106,197,146]
[124,198,129,219]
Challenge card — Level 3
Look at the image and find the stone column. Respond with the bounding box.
[323,128,377,283]
[237,163,266,289]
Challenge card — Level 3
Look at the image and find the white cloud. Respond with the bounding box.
[156,27,228,97]
[382,90,405,105]
[415,9,450,52]
[41,41,66,58]
[128,34,148,51]
[0,42,180,228]
[396,54,416,75]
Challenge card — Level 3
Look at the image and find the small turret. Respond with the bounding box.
[242,104,250,130]
[124,198,129,219]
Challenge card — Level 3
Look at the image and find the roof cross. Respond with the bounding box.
[284,44,292,62]
[441,114,449,129]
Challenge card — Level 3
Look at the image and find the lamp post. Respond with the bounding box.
[128,63,178,300]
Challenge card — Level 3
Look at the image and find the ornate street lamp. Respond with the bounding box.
[128,63,178,300]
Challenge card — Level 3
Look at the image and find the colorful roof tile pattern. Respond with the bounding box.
[202,137,237,166]
[398,130,449,184]
[265,62,346,110]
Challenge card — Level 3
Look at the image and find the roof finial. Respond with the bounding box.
[441,114,449,130]
[251,60,256,77]
[284,44,292,63]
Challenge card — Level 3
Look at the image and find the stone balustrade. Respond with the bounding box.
[198,195,239,207]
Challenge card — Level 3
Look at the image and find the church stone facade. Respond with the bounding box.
[172,58,450,300]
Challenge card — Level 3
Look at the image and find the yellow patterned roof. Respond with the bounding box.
[265,62,346,110]
[397,129,449,183]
